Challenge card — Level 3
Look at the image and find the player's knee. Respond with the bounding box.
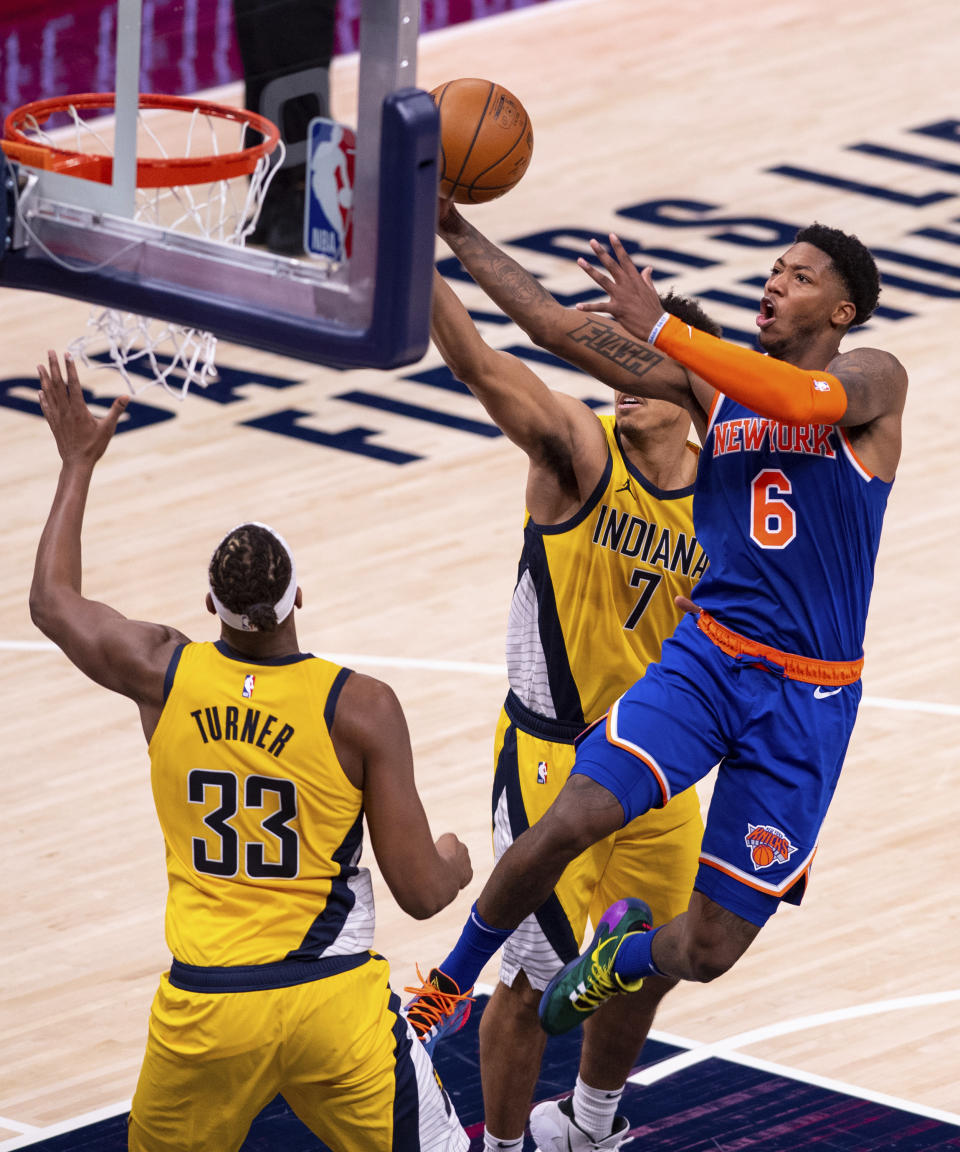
[539,776,623,858]
[676,892,762,982]
[491,971,541,1015]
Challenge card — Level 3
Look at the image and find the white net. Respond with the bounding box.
[11,98,284,398]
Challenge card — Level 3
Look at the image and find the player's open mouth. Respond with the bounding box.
[616,395,646,409]
[756,296,776,329]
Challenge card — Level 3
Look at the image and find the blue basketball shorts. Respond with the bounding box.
[492,692,702,990]
[572,613,862,926]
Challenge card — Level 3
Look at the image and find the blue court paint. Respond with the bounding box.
[11,995,960,1151]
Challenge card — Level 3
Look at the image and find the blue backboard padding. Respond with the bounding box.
[0,88,439,371]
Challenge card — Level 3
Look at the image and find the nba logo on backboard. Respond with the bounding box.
[306,118,356,262]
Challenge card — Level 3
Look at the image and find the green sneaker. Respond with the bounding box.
[538,897,653,1035]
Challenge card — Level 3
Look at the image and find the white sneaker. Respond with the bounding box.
[529,1097,629,1151]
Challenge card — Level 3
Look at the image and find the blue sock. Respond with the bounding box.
[438,902,513,991]
[612,925,666,982]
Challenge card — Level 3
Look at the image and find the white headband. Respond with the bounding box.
[209,521,298,631]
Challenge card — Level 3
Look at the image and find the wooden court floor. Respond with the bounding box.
[1,0,959,1142]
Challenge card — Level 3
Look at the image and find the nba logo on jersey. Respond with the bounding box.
[305,117,356,262]
[242,674,255,699]
[537,761,549,784]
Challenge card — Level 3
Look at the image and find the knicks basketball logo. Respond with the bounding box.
[744,823,796,870]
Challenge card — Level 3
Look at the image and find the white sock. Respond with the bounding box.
[572,1075,623,1141]
[483,1131,524,1152]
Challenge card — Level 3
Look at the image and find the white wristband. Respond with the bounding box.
[648,311,671,345]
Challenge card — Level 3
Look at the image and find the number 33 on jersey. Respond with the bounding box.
[149,642,376,968]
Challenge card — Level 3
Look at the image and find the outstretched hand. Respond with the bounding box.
[576,233,665,341]
[37,352,128,467]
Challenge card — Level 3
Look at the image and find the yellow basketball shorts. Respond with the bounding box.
[129,953,468,1152]
[492,695,703,991]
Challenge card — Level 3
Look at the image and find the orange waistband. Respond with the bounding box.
[696,611,863,686]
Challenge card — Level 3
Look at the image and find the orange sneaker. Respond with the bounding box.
[403,966,474,1055]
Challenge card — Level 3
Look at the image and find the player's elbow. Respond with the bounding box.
[400,897,444,921]
[389,855,465,920]
[394,883,456,921]
[523,308,578,356]
[29,583,76,648]
[28,587,56,638]
[438,341,501,396]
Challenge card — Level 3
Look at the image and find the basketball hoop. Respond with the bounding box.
[2,93,284,397]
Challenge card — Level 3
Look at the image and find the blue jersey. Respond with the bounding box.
[691,394,892,662]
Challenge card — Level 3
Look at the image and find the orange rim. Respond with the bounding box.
[1,92,280,187]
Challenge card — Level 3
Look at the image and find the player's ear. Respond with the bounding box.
[832,298,856,329]
[295,587,303,609]
[205,592,217,616]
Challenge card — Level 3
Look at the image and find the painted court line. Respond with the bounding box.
[722,1050,960,1128]
[637,988,960,1123]
[0,1099,131,1151]
[648,1031,960,1127]
[3,989,958,1148]
[4,640,960,717]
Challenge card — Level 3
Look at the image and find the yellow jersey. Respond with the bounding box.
[506,414,707,728]
[148,641,373,969]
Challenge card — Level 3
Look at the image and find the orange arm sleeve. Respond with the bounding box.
[650,313,848,424]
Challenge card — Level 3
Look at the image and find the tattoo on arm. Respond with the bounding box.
[491,259,552,306]
[442,213,666,381]
[454,231,552,306]
[833,347,907,422]
[443,213,554,308]
[567,319,666,377]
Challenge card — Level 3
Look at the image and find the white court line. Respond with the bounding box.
[4,640,960,716]
[0,641,61,653]
[2,993,959,1146]
[0,1100,131,1151]
[641,1031,960,1127]
[633,990,960,1126]
[721,1050,960,1128]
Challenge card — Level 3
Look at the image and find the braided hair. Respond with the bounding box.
[208,523,293,632]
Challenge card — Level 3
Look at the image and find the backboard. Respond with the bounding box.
[0,0,439,372]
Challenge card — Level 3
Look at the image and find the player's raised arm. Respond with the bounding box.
[331,670,472,920]
[437,202,702,417]
[431,270,606,502]
[29,353,186,718]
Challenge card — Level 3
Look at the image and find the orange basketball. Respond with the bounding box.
[429,78,533,204]
[752,844,775,867]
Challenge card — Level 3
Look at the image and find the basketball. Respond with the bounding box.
[752,844,775,867]
[429,78,533,204]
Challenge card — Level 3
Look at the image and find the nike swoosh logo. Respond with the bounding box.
[813,685,842,699]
